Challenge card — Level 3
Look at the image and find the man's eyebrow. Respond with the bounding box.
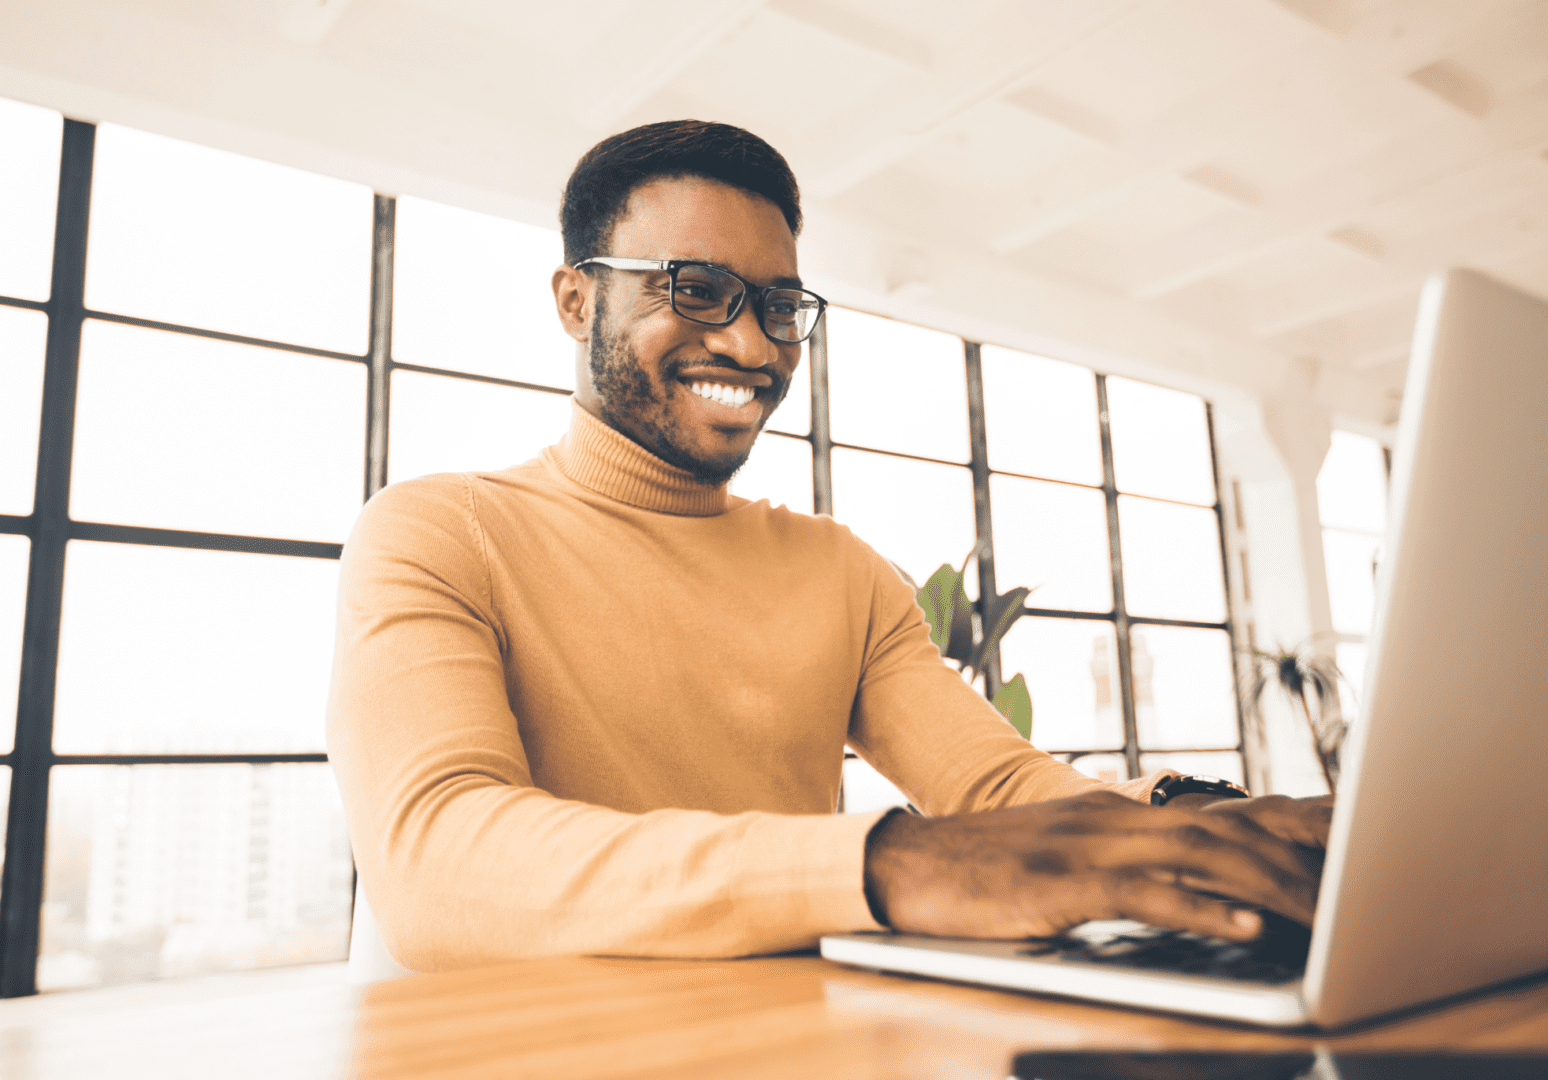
[675,258,803,289]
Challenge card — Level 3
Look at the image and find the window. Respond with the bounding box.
[832,325,1243,809]
[1,101,1244,991]
[0,106,591,997]
[1317,431,1389,708]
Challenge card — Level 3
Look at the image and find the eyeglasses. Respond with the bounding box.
[573,257,827,344]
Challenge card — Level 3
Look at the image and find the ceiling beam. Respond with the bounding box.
[1128,77,1548,299]
[1248,186,1548,336]
[578,1,767,131]
[987,0,1524,254]
[280,0,353,46]
[797,0,1141,200]
[1351,342,1413,370]
[767,0,930,71]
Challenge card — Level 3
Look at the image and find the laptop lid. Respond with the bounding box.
[1304,269,1548,1027]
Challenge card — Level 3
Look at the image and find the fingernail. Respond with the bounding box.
[1232,909,1261,932]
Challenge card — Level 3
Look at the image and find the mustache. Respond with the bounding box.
[667,357,787,396]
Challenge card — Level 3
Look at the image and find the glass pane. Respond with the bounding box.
[0,767,8,890]
[1336,641,1368,716]
[0,534,28,754]
[731,432,812,513]
[842,755,908,814]
[392,196,575,389]
[54,542,338,753]
[999,617,1124,752]
[1323,528,1381,635]
[989,475,1112,613]
[38,764,352,992]
[1066,752,1130,784]
[1317,430,1387,534]
[981,345,1102,485]
[764,340,810,437]
[826,307,968,462]
[1140,750,1245,786]
[86,124,372,353]
[1118,495,1227,623]
[70,321,366,543]
[1106,376,1217,506]
[0,97,62,302]
[388,371,572,484]
[0,305,47,515]
[830,448,975,589]
[1132,625,1238,750]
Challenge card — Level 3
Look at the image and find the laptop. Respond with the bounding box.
[821,268,1548,1029]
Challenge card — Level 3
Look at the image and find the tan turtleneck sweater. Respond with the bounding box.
[326,401,1165,971]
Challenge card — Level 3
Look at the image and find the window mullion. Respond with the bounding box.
[365,194,396,501]
[963,341,1001,698]
[1096,375,1142,782]
[1206,402,1251,791]
[1,117,95,999]
[809,315,833,516]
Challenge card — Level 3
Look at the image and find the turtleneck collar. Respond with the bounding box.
[549,400,733,517]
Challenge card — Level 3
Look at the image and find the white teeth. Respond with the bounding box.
[689,381,755,408]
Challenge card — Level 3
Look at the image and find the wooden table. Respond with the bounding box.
[5,955,1548,1079]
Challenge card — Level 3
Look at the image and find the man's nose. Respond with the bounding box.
[702,296,778,369]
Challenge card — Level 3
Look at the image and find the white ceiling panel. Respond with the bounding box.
[0,0,1542,422]
[1028,0,1311,129]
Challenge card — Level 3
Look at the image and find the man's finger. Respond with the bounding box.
[1096,870,1266,942]
[1072,820,1319,925]
[1210,795,1335,849]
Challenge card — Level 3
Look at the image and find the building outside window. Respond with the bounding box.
[0,98,1242,996]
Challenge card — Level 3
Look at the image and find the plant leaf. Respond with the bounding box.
[992,672,1033,739]
[966,585,1031,678]
[916,562,973,663]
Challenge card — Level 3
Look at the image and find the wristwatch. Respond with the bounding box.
[1150,774,1250,806]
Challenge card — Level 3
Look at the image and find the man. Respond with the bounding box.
[327,121,1330,972]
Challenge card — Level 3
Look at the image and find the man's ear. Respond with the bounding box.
[553,264,591,343]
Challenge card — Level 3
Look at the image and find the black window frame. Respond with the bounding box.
[0,115,1243,997]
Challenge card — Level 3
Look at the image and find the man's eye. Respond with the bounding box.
[676,283,714,300]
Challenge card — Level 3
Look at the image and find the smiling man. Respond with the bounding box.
[327,121,1331,972]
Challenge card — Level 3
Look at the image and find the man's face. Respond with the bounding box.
[570,176,804,485]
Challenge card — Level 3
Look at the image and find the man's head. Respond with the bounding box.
[553,121,811,486]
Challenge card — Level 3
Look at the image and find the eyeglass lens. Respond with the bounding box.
[671,264,821,342]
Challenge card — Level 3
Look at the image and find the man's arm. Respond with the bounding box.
[846,541,1333,938]
[863,791,1330,941]
[844,542,1163,813]
[326,477,886,970]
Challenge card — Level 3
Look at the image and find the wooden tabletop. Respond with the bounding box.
[5,955,1548,1079]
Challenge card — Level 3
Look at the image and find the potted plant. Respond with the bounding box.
[1242,639,1347,793]
[903,543,1034,740]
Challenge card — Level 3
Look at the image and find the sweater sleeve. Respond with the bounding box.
[326,476,883,971]
[845,540,1170,813]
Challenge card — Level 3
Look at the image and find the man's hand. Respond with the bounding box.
[1170,792,1334,850]
[863,791,1333,943]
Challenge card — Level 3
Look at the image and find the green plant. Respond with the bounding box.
[1242,640,1347,793]
[907,544,1034,740]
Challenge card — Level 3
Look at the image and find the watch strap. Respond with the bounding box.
[1150,773,1250,806]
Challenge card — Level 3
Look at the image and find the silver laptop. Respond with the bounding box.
[821,268,1548,1029]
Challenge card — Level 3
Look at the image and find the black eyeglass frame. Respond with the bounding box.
[572,256,828,344]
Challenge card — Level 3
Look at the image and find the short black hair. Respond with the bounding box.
[559,120,802,265]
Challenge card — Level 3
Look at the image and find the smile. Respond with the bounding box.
[686,381,757,408]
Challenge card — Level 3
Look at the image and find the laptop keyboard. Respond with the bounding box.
[1017,912,1312,984]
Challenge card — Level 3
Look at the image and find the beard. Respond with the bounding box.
[587,289,791,488]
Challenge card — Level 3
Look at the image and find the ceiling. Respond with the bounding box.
[2,0,1545,430]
